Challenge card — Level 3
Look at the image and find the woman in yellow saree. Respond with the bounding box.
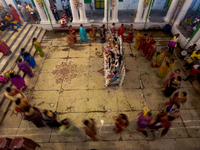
[151,49,167,67]
[32,38,44,57]
[89,25,96,42]
[134,31,142,49]
[158,58,175,79]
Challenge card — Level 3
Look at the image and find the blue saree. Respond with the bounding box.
[20,52,36,68]
[79,27,88,42]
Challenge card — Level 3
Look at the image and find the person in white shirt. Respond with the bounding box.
[62,0,71,17]
[17,1,29,21]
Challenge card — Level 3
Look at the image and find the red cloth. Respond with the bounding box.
[139,37,149,52]
[118,27,125,42]
[10,6,21,22]
[190,68,200,76]
[60,14,67,20]
[0,39,11,55]
[144,38,154,56]
[69,28,77,43]
[146,44,157,61]
[111,26,116,34]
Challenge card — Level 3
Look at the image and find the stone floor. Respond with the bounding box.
[1,30,200,150]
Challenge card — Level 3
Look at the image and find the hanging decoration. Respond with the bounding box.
[143,0,149,7]
[74,0,82,9]
[110,0,115,8]
[36,0,44,8]
[178,0,184,6]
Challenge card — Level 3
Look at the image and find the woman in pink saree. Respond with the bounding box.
[9,73,27,90]
[9,4,21,23]
[164,69,181,87]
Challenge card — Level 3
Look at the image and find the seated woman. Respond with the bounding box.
[0,39,11,56]
[14,98,30,113]
[0,72,8,83]
[169,92,187,105]
[5,12,21,28]
[9,73,27,90]
[164,102,180,121]
[4,87,26,101]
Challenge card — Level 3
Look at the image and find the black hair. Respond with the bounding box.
[83,120,89,126]
[121,24,124,26]
[43,109,48,115]
[182,92,187,97]
[121,114,127,120]
[194,44,197,47]
[130,24,133,26]
[80,24,83,27]
[144,33,148,36]
[9,73,14,78]
[102,24,105,28]
[15,98,21,105]
[8,4,12,7]
[152,41,156,44]
[174,103,180,109]
[6,87,11,92]
[177,76,182,81]
[112,23,115,26]
[69,25,72,28]
[170,59,174,62]
[147,111,152,116]
[21,48,25,52]
[150,35,153,37]
[18,58,22,62]
[32,38,37,43]
[24,106,30,112]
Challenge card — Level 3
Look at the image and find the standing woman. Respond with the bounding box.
[66,33,75,49]
[118,24,125,42]
[165,69,181,87]
[139,34,149,53]
[158,59,175,79]
[126,24,134,43]
[69,25,77,43]
[0,39,11,56]
[100,24,106,43]
[18,1,28,21]
[33,38,44,57]
[168,34,180,54]
[9,73,27,90]
[50,1,59,22]
[146,41,157,61]
[134,31,142,49]
[144,35,154,56]
[79,24,88,42]
[89,25,96,42]
[8,4,21,23]
[20,48,36,68]
[151,49,167,68]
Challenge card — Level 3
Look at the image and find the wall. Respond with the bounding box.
[152,0,165,9]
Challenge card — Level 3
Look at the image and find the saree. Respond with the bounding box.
[151,52,166,68]
[0,39,11,55]
[110,26,116,35]
[100,28,106,43]
[25,5,35,21]
[79,27,88,42]
[163,78,181,97]
[4,89,26,101]
[144,38,154,56]
[158,62,175,79]
[134,32,142,49]
[118,27,125,42]
[17,62,33,77]
[15,100,30,113]
[59,119,79,135]
[10,6,21,22]
[0,74,8,83]
[33,41,44,57]
[20,52,36,68]
[10,75,27,90]
[139,37,149,52]
[126,27,134,43]
[69,28,77,43]
[5,15,18,24]
[66,35,74,48]
[164,71,181,87]
[89,27,96,41]
[146,44,157,61]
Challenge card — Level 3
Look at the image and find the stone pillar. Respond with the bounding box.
[34,0,48,24]
[69,0,80,23]
[135,0,144,22]
[190,28,200,44]
[164,0,179,22]
[174,0,193,25]
[43,0,57,24]
[4,0,24,23]
[79,0,88,23]
[103,0,110,23]
[142,3,150,22]
[111,0,119,23]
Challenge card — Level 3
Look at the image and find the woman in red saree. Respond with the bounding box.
[144,35,154,56]
[69,25,77,43]
[126,24,134,43]
[139,34,149,53]
[146,41,157,61]
[118,24,125,42]
[0,39,11,55]
[8,4,21,23]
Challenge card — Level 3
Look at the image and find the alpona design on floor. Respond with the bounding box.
[52,61,77,84]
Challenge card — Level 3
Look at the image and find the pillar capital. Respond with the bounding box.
[69,0,80,23]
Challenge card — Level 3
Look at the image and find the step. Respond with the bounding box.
[0,24,32,72]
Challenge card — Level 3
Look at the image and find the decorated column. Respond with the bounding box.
[142,0,152,22]
[174,0,193,25]
[43,0,57,24]
[79,0,88,23]
[103,0,110,23]
[34,0,48,24]
[135,0,144,22]
[164,0,179,22]
[111,0,119,23]
[70,0,80,23]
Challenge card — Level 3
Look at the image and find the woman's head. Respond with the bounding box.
[80,24,83,27]
[15,98,21,105]
[112,23,115,26]
[9,73,14,78]
[193,44,197,47]
[102,24,105,28]
[6,12,9,16]
[21,48,25,53]
[43,109,53,117]
[173,103,180,109]
[18,58,23,63]
[175,34,180,38]
[8,4,12,8]
[69,25,72,29]
[121,24,124,27]
[6,87,12,93]
[181,92,187,97]
[175,69,180,74]
[177,76,182,81]
[150,35,153,37]
[32,38,37,43]
[130,24,133,27]
[144,33,148,36]
[170,59,174,63]
[152,41,156,45]
[24,106,30,112]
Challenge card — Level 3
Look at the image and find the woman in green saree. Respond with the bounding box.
[33,38,44,57]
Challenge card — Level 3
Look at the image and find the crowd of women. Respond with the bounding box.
[1,22,200,140]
